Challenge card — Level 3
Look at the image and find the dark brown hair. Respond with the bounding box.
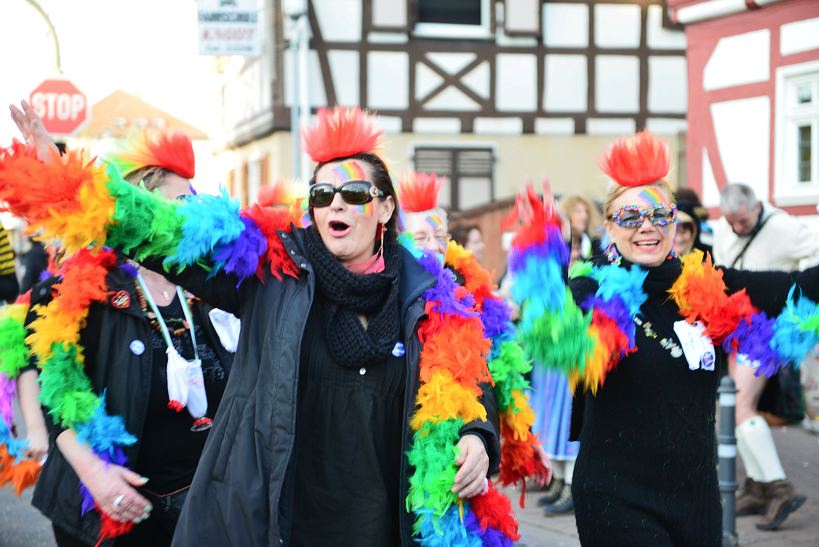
[309,152,399,237]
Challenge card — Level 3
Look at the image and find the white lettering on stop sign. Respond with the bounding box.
[32,91,86,121]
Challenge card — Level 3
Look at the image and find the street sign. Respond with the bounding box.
[198,0,261,57]
[29,79,89,136]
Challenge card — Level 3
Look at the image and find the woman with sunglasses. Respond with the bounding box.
[506,132,819,546]
[7,121,235,547]
[2,105,513,546]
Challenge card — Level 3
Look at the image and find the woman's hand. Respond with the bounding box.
[23,425,49,463]
[9,100,60,162]
[452,433,489,499]
[79,460,153,523]
[533,443,553,487]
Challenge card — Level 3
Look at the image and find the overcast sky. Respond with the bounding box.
[0,0,222,145]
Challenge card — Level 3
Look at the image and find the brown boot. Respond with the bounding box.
[736,478,767,517]
[756,480,806,531]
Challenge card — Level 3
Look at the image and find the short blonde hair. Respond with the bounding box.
[603,180,675,218]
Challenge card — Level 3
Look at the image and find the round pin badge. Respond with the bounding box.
[129,340,145,356]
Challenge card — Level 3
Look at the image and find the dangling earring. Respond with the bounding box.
[376,223,385,258]
[605,242,622,266]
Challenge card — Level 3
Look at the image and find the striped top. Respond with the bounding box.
[0,227,16,276]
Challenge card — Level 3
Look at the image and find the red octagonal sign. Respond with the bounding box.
[29,79,89,136]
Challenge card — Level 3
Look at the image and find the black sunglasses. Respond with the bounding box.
[309,180,385,208]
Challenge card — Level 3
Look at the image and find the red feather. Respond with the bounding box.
[471,481,521,541]
[95,506,134,546]
[241,206,300,281]
[398,172,445,213]
[600,131,669,187]
[302,106,383,163]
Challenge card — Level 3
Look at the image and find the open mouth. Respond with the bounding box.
[633,241,659,249]
[328,220,351,237]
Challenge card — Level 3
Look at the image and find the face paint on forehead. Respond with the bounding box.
[425,214,443,230]
[332,161,367,182]
[637,187,666,206]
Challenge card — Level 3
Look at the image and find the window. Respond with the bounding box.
[413,146,495,210]
[414,0,492,39]
[775,62,819,205]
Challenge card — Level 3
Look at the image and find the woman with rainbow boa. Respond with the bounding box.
[0,104,519,546]
[507,131,819,545]
[397,171,552,499]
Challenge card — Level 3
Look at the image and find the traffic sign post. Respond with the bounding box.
[29,79,89,137]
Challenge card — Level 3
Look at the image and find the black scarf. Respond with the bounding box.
[303,226,402,368]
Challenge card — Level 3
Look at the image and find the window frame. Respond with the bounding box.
[774,60,819,206]
[411,142,497,211]
[413,0,493,40]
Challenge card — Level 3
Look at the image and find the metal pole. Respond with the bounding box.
[297,11,311,180]
[289,26,301,180]
[718,375,739,547]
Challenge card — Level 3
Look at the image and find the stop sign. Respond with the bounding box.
[29,79,89,136]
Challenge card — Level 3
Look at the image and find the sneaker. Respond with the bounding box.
[543,485,574,516]
[736,478,767,517]
[536,479,564,507]
[755,480,806,531]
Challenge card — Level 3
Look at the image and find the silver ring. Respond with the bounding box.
[112,494,125,509]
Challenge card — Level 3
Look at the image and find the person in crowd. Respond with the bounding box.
[9,121,235,547]
[674,188,713,256]
[0,226,19,302]
[508,132,819,545]
[398,171,551,494]
[450,223,486,264]
[3,104,517,546]
[712,182,819,529]
[559,195,600,263]
[19,238,50,293]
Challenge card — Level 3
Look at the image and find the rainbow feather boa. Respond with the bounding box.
[507,191,819,392]
[0,296,42,495]
[0,143,518,545]
[444,241,548,499]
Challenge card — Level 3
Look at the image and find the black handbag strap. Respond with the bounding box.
[730,212,776,268]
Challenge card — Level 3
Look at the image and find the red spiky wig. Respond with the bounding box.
[108,128,196,179]
[398,172,445,213]
[600,131,669,187]
[302,106,383,164]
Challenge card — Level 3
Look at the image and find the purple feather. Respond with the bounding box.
[508,227,568,274]
[117,262,139,278]
[463,509,513,547]
[418,253,478,319]
[722,313,782,378]
[212,216,268,283]
[0,374,16,429]
[481,296,512,342]
[583,295,635,349]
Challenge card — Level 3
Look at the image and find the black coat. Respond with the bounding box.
[29,266,234,545]
[169,228,500,547]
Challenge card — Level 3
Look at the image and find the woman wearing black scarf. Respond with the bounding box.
[510,132,819,546]
[6,105,501,547]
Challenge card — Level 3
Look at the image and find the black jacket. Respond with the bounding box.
[169,228,500,547]
[28,266,234,545]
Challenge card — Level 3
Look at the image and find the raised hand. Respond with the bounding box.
[9,100,60,162]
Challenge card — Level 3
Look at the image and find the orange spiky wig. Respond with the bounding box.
[398,172,446,213]
[302,106,383,164]
[600,131,669,187]
[107,128,196,180]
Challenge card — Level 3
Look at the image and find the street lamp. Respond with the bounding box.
[283,0,309,180]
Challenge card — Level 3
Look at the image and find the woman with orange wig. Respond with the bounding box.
[506,131,819,544]
[3,104,518,546]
